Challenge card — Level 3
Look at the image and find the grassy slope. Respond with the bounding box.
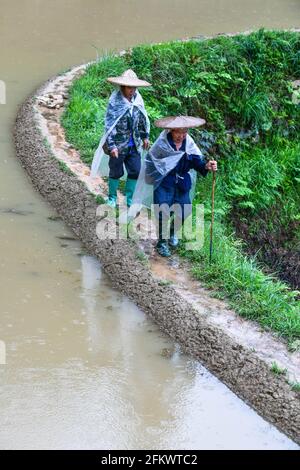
[61,30,300,342]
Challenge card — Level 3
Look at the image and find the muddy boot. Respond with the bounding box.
[125,178,137,207]
[168,216,181,249]
[106,178,119,207]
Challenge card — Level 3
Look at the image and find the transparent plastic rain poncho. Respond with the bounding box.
[128,130,203,218]
[90,89,150,178]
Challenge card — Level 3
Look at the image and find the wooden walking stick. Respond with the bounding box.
[209,169,217,263]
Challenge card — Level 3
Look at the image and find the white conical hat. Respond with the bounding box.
[107,69,151,87]
[154,115,206,129]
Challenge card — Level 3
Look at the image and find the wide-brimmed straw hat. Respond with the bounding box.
[154,115,206,129]
[107,69,151,87]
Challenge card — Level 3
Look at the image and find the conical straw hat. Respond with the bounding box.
[154,115,206,129]
[107,69,151,87]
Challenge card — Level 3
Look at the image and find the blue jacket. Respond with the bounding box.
[159,133,208,192]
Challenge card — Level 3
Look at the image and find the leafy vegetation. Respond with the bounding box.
[61,30,300,340]
[288,381,300,392]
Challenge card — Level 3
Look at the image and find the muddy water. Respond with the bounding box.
[0,0,299,450]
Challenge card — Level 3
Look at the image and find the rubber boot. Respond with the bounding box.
[168,217,179,248]
[106,178,119,207]
[125,178,137,207]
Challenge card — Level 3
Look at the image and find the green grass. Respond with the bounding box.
[94,194,105,205]
[61,29,300,340]
[271,362,287,375]
[158,279,173,286]
[288,381,300,392]
[178,221,299,340]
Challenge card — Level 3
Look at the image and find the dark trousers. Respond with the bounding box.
[153,185,192,241]
[109,146,141,180]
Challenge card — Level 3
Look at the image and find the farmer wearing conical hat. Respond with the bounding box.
[130,116,217,257]
[91,69,151,207]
